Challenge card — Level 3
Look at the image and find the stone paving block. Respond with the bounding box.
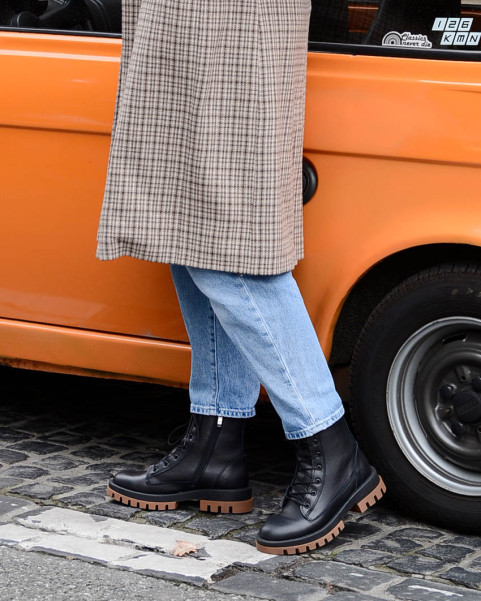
[219,507,267,526]
[357,507,412,528]
[0,427,32,442]
[231,526,259,546]
[144,508,196,527]
[328,593,386,601]
[10,482,73,500]
[387,527,445,541]
[441,567,481,590]
[84,461,144,477]
[36,455,87,471]
[333,549,394,568]
[0,523,43,545]
[14,506,266,568]
[71,446,115,460]
[293,560,399,593]
[309,536,350,558]
[253,494,283,514]
[8,440,67,455]
[337,520,382,541]
[362,534,422,554]
[235,554,302,574]
[387,554,445,576]
[450,535,481,550]
[389,577,481,600]
[0,495,37,522]
[3,466,48,479]
[51,472,109,487]
[211,571,326,600]
[0,477,22,490]
[185,516,245,538]
[470,556,481,570]
[56,491,108,507]
[420,543,475,562]
[90,502,142,520]
[0,449,28,464]
[28,533,136,564]
[111,553,215,586]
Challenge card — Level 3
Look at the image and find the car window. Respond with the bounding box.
[309,0,481,58]
[0,0,121,35]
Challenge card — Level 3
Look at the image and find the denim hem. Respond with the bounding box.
[284,406,345,440]
[190,406,256,419]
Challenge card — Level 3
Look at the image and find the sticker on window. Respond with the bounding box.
[382,32,433,49]
[432,18,481,46]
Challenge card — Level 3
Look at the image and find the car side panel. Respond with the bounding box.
[1,34,481,383]
[0,32,188,344]
[298,51,481,355]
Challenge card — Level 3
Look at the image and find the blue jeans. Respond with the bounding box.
[170,266,344,440]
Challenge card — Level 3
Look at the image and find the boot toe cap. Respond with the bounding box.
[258,514,299,543]
[111,469,149,492]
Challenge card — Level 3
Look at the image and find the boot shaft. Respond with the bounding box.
[149,414,249,490]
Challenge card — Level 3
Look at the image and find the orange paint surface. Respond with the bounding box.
[1,30,480,384]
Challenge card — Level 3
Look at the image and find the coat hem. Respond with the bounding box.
[96,244,303,276]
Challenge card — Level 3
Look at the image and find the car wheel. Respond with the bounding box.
[350,263,481,531]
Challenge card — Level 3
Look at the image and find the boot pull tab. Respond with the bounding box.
[217,416,223,427]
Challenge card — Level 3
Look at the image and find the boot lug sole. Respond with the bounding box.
[106,485,254,514]
[256,475,386,555]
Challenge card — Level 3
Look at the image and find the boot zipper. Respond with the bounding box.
[193,417,223,485]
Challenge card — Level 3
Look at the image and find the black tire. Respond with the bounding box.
[350,263,481,532]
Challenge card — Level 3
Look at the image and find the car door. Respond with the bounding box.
[0,0,188,352]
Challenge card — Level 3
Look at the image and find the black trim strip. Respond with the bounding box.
[0,26,120,38]
[308,41,481,62]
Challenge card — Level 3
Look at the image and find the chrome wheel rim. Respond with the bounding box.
[387,316,481,496]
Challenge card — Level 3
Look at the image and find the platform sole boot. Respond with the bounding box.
[107,414,253,514]
[256,417,385,554]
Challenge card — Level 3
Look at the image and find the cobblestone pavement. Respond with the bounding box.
[1,365,481,600]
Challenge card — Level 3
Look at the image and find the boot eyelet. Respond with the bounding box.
[173,455,179,460]
[315,478,321,484]
[316,464,322,470]
[303,502,310,508]
[310,490,316,496]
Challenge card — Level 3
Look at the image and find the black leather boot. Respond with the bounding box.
[107,414,253,514]
[256,417,385,554]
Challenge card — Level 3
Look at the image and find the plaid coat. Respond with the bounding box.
[96,0,311,275]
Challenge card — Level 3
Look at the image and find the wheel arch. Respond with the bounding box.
[330,243,481,367]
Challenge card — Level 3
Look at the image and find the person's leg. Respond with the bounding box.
[185,267,344,439]
[106,266,259,514]
[170,264,260,418]
[184,266,385,554]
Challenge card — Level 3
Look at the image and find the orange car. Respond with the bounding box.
[1,0,481,532]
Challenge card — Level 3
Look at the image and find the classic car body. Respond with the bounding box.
[1,0,480,530]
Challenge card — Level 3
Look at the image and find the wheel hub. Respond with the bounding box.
[387,316,481,496]
[440,380,481,435]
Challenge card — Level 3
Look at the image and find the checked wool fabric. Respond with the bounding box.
[97,0,311,275]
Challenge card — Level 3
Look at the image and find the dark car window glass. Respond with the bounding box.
[309,0,481,58]
[0,0,121,35]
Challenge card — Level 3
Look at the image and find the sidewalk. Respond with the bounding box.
[1,367,481,600]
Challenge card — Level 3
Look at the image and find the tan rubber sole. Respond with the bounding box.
[106,485,254,514]
[256,476,386,555]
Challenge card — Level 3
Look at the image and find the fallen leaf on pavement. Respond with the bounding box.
[172,540,198,556]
